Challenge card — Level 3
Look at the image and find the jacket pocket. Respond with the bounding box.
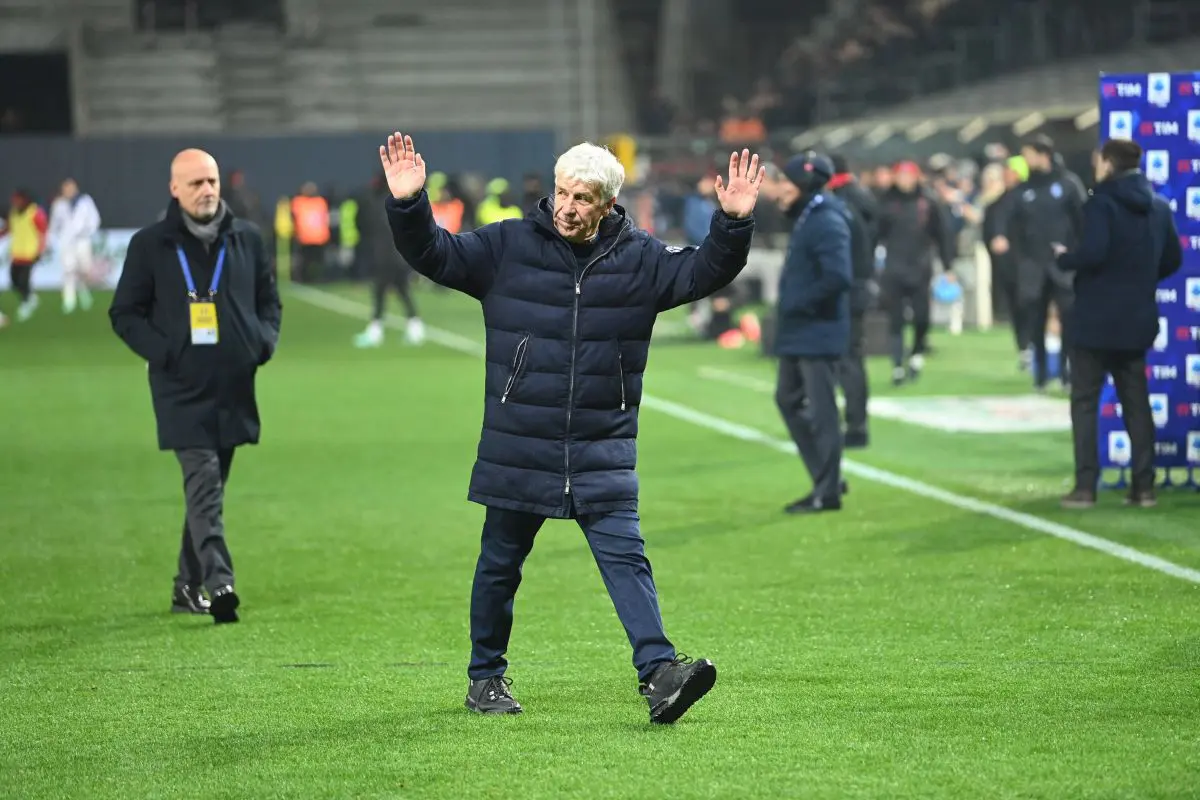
[500,333,532,404]
[617,344,627,411]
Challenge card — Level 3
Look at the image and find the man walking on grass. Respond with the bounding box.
[380,132,765,723]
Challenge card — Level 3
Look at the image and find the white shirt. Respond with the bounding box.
[49,193,101,247]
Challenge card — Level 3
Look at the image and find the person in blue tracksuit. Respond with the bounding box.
[771,152,853,513]
[380,132,766,723]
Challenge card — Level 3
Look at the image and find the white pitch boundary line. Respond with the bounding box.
[288,284,1200,586]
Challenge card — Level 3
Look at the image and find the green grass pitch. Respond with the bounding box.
[1,284,1197,799]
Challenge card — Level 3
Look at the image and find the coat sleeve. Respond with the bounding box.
[1056,198,1111,272]
[108,230,174,369]
[1156,201,1183,280]
[793,208,853,314]
[253,229,283,364]
[385,190,502,300]
[928,196,957,271]
[647,209,755,312]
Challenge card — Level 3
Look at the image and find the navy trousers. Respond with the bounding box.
[468,505,676,682]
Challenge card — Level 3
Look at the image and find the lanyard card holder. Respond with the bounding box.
[178,244,226,346]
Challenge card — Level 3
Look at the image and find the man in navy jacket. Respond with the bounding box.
[1054,138,1182,509]
[380,133,766,723]
[771,152,854,513]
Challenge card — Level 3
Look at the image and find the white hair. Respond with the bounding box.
[554,142,625,201]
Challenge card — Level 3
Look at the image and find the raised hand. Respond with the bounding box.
[715,148,767,219]
[379,132,427,200]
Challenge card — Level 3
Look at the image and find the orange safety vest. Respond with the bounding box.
[291,195,330,246]
[7,204,47,263]
[431,198,464,234]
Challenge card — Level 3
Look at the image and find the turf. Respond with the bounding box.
[1,286,1197,799]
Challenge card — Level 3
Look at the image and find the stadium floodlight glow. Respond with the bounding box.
[822,126,854,148]
[1074,106,1100,130]
[1012,112,1045,137]
[863,125,894,148]
[905,120,939,142]
[957,117,988,143]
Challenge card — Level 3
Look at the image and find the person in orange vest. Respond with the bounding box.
[290,182,330,283]
[1,188,49,326]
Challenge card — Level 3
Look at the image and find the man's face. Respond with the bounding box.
[171,156,221,220]
[1021,147,1050,172]
[873,167,893,190]
[11,193,27,211]
[773,177,801,210]
[553,178,614,242]
[894,169,918,192]
[1093,152,1113,183]
[697,175,716,197]
[61,179,78,199]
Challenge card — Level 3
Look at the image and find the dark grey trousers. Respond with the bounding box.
[839,314,869,436]
[174,448,236,594]
[1069,347,1156,493]
[775,356,843,500]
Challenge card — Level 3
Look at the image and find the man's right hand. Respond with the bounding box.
[379,131,427,200]
[990,235,1009,254]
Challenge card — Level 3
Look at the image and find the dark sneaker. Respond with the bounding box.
[639,654,717,725]
[1060,488,1096,509]
[210,585,240,624]
[465,676,522,715]
[843,430,869,449]
[1125,490,1157,508]
[171,584,210,615]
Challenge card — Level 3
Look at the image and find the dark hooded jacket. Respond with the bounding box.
[385,190,755,518]
[1057,170,1182,351]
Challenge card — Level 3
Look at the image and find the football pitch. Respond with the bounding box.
[2,284,1197,799]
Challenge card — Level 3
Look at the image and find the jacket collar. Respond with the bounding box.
[161,197,236,243]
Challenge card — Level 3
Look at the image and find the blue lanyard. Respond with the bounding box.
[176,245,225,299]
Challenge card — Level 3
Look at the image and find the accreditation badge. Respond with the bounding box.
[189,300,219,345]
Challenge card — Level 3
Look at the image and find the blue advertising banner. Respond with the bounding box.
[1097,72,1200,487]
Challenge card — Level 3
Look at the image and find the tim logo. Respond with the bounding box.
[1186,354,1200,388]
[1150,394,1169,428]
[1145,150,1170,183]
[1183,236,1200,251]
[1176,325,1200,342]
[1104,81,1142,99]
[1108,431,1132,465]
[1156,288,1177,304]
[1190,110,1200,143]
[1181,80,1200,96]
[1108,111,1133,140]
[1148,72,1172,106]
[1101,402,1119,417]
[1156,441,1179,457]
[1188,187,1200,221]
[1154,317,1169,351]
[1189,432,1200,465]
[1140,120,1179,136]
[1187,278,1200,311]
[1149,364,1178,381]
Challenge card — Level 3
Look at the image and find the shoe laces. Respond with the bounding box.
[484,676,515,701]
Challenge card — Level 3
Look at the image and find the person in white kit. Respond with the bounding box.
[48,178,102,314]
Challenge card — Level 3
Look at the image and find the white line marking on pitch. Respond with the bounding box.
[288,285,1200,586]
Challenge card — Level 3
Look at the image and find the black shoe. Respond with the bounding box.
[640,654,716,725]
[784,482,846,513]
[1125,489,1157,508]
[844,430,869,449]
[209,585,240,624]
[465,676,523,715]
[784,494,842,513]
[171,584,210,615]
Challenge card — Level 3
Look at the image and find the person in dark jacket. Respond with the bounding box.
[983,157,1030,366]
[353,172,424,347]
[829,153,877,448]
[109,149,282,625]
[771,152,853,513]
[380,133,765,723]
[876,160,957,385]
[1053,139,1182,510]
[1003,135,1087,389]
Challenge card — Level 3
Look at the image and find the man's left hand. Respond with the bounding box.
[715,148,767,219]
[1051,242,1068,257]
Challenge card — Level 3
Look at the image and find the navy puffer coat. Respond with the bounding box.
[386,191,755,518]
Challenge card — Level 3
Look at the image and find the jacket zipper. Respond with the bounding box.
[617,350,626,411]
[564,227,628,495]
[500,333,531,404]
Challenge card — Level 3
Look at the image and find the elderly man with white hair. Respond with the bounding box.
[381,133,766,723]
